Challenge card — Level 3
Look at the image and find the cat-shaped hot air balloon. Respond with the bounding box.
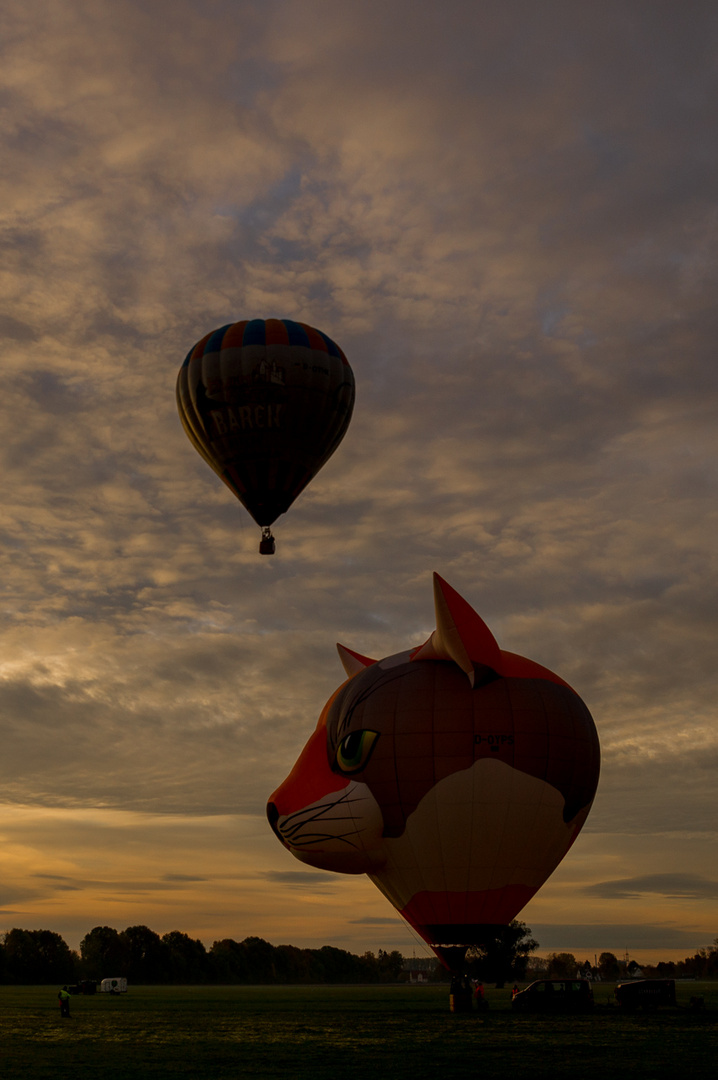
[267,574,600,969]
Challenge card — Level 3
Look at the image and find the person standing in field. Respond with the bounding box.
[58,986,71,1018]
[473,981,488,1011]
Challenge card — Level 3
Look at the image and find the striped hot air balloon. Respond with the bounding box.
[176,319,355,553]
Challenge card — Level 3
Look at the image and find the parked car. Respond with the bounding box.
[615,979,676,1010]
[512,979,594,1012]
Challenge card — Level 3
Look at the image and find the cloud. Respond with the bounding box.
[162,874,208,883]
[0,0,716,956]
[264,870,338,887]
[584,874,718,901]
[530,922,713,953]
[349,917,404,926]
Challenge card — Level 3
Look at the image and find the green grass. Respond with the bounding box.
[1,982,716,1079]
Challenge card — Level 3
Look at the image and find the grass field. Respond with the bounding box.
[1,982,716,1079]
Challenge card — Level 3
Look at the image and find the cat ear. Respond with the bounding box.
[337,643,377,677]
[411,573,504,687]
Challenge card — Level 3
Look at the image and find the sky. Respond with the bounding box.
[1,0,716,967]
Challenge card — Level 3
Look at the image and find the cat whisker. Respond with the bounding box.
[290,831,360,850]
[281,810,365,840]
[280,789,370,832]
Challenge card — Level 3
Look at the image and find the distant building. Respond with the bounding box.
[402,958,436,984]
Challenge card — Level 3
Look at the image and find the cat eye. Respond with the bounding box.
[335,730,379,774]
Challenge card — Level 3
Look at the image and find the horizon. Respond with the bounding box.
[2,918,711,972]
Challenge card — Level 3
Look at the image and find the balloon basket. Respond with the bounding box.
[449,989,473,1013]
[449,975,473,1013]
[259,528,276,555]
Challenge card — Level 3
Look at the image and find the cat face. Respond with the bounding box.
[266,678,388,875]
[267,574,600,949]
[268,650,597,864]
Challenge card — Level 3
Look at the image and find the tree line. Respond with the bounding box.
[0,926,406,985]
[0,921,538,986]
[525,940,718,982]
[1,923,715,985]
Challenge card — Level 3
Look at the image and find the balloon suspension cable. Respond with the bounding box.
[259,527,276,556]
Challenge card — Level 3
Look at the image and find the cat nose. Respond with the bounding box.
[266,801,280,837]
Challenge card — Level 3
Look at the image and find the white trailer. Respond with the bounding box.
[100,977,128,993]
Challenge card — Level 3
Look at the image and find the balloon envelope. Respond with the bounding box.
[267,574,600,966]
[176,319,355,528]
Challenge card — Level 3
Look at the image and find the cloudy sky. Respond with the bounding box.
[1,0,716,965]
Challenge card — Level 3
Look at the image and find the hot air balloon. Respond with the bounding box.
[176,319,355,553]
[267,574,600,973]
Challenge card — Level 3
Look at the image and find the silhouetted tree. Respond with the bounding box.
[315,945,372,983]
[3,929,76,984]
[209,938,248,983]
[466,921,539,987]
[598,951,620,980]
[376,949,405,982]
[122,925,168,984]
[162,931,208,983]
[700,938,718,977]
[525,955,549,978]
[80,926,126,979]
[546,952,578,978]
[273,944,322,984]
[238,936,276,982]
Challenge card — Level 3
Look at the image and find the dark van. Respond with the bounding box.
[512,979,594,1012]
[615,979,676,1010]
